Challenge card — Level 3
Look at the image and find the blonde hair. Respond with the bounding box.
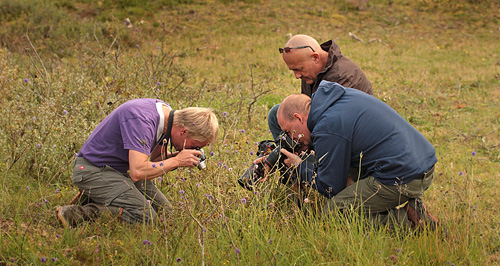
[278,94,311,122]
[174,107,219,143]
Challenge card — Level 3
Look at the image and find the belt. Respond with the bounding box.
[414,164,435,180]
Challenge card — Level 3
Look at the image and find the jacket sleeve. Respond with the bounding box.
[299,132,351,198]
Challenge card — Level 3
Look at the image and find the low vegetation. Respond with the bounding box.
[0,0,499,264]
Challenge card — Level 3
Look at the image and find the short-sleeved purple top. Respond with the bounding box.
[78,98,167,173]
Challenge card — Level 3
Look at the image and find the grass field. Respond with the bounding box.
[0,0,499,264]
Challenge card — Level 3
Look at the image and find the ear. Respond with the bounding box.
[311,53,320,62]
[293,113,303,123]
[180,127,188,136]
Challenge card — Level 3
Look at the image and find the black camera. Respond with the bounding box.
[238,132,301,190]
[196,148,207,170]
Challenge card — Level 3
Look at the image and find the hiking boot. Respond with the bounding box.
[404,198,440,231]
[55,206,72,228]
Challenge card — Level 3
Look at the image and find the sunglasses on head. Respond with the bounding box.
[279,45,315,53]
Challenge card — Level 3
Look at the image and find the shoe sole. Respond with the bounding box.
[55,206,69,228]
[406,199,440,230]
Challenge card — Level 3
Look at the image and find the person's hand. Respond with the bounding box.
[281,149,302,168]
[252,156,272,182]
[173,149,203,168]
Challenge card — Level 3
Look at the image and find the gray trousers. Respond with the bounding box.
[323,166,435,227]
[67,157,172,225]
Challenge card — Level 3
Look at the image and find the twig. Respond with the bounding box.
[349,32,391,47]
[367,38,390,47]
[349,32,366,44]
[25,33,51,90]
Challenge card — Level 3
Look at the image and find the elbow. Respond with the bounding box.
[129,169,145,182]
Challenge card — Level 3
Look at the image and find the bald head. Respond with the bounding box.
[281,35,328,84]
[277,94,313,150]
[285,34,322,53]
[278,94,311,122]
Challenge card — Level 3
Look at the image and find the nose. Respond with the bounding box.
[293,71,302,79]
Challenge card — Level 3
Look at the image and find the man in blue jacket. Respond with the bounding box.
[257,81,439,229]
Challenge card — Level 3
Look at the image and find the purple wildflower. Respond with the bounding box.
[24,78,29,83]
[222,111,227,117]
[158,177,163,182]
[52,258,57,262]
[179,190,185,194]
[205,194,214,200]
[159,162,164,167]
[250,151,254,155]
[471,151,476,156]
[63,110,68,115]
[37,144,41,148]
[176,257,182,263]
[241,198,247,204]
[268,239,273,244]
[459,171,464,176]
[136,44,139,48]
[210,151,214,156]
[152,163,156,168]
[41,257,47,263]
[235,247,241,254]
[241,129,245,133]
[26,186,29,191]
[157,82,161,86]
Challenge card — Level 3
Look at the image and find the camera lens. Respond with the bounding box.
[198,161,206,170]
[196,148,207,170]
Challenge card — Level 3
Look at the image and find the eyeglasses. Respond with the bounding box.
[279,45,315,53]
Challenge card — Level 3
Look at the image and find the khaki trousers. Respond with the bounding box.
[323,166,434,226]
[65,157,171,225]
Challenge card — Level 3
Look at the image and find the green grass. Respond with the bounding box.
[0,0,499,264]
